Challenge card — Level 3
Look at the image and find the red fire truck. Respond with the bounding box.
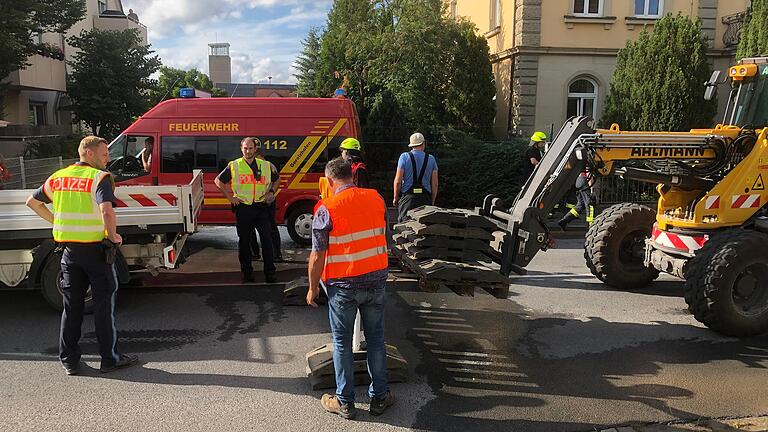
[107,97,361,245]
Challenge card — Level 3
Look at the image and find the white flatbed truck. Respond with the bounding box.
[0,170,204,310]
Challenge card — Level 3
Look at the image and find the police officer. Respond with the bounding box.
[392,132,438,222]
[25,135,138,375]
[251,145,283,262]
[214,137,277,283]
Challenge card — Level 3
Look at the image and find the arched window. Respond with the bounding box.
[567,77,598,119]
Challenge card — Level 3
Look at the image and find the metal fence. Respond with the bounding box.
[1,156,78,190]
[597,175,659,207]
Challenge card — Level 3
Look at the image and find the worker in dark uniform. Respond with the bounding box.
[25,135,138,375]
[392,132,438,222]
[523,131,547,179]
[214,137,277,283]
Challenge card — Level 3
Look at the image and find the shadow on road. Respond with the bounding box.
[385,285,768,432]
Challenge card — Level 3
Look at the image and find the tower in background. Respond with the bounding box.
[208,42,231,85]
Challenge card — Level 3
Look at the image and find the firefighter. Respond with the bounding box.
[339,138,370,188]
[319,137,369,199]
[523,131,547,179]
[307,157,394,419]
[214,137,277,283]
[392,132,438,222]
[558,170,596,230]
[25,135,139,375]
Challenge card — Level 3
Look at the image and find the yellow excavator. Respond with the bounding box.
[447,57,768,337]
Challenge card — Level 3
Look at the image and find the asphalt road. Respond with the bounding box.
[1,229,766,432]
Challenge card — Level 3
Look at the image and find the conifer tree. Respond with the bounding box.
[601,15,716,131]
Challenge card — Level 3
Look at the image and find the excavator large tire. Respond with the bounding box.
[683,229,768,337]
[584,203,659,289]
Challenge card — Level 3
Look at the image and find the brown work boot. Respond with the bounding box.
[370,391,395,416]
[321,394,356,420]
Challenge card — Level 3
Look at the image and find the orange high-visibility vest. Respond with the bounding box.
[320,187,388,280]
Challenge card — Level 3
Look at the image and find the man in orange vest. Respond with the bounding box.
[306,157,395,420]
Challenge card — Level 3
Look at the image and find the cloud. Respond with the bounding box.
[123,0,329,39]
[151,22,302,84]
[122,0,331,85]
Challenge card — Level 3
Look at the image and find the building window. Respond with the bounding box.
[573,0,603,16]
[635,0,662,17]
[490,0,500,29]
[98,0,107,14]
[567,77,598,120]
[29,102,47,126]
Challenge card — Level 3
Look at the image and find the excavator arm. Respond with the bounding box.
[477,116,733,276]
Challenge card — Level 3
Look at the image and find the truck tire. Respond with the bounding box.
[287,202,314,247]
[40,252,94,314]
[584,203,659,289]
[683,229,768,337]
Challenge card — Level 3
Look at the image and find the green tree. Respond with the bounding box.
[379,0,494,137]
[736,0,768,59]
[309,0,495,151]
[294,27,323,97]
[601,14,716,131]
[67,29,161,138]
[150,66,227,105]
[0,0,85,115]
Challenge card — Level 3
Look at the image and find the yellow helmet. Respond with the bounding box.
[530,131,547,142]
[340,137,361,151]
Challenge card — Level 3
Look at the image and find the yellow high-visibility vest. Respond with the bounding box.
[43,164,108,243]
[319,177,334,199]
[230,157,270,204]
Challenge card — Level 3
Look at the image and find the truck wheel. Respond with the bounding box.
[41,252,94,314]
[584,203,659,289]
[683,229,768,337]
[287,202,314,247]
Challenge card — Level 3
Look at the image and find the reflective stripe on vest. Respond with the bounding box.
[47,165,107,243]
[230,157,270,204]
[320,188,388,280]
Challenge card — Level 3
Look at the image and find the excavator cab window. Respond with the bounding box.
[729,64,768,128]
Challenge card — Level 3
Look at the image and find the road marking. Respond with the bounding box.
[453,377,538,387]
[413,327,481,335]
[417,315,467,322]
[437,358,516,367]
[431,349,509,359]
[413,309,461,315]
[445,367,525,377]
[424,321,475,328]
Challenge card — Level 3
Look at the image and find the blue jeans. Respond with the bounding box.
[327,282,389,404]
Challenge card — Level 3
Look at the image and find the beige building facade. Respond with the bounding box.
[1,0,147,145]
[450,0,749,139]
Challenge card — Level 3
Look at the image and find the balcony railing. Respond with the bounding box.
[723,11,746,49]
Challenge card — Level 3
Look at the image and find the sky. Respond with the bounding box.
[121,0,333,84]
